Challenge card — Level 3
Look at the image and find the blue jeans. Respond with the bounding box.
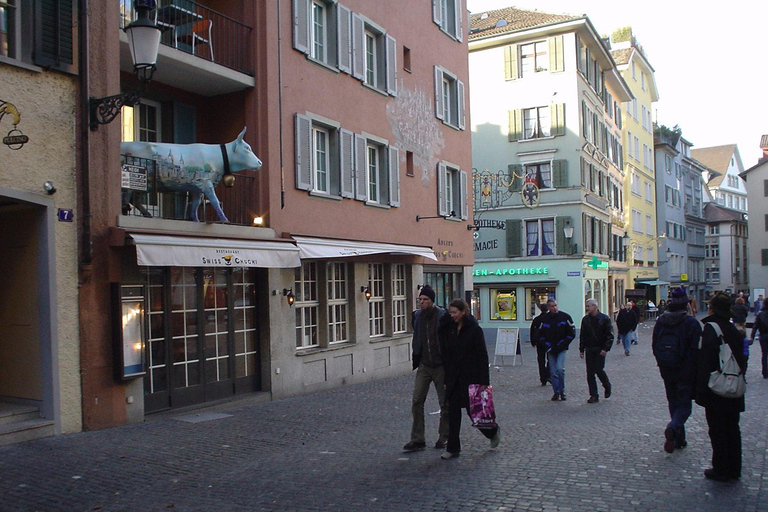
[618,332,633,353]
[547,350,567,394]
[662,372,693,444]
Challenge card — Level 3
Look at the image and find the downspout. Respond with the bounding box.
[79,0,92,269]
[277,0,285,209]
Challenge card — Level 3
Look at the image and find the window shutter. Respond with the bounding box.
[437,163,448,216]
[292,0,310,55]
[556,217,569,255]
[386,34,398,96]
[388,146,400,207]
[295,114,312,191]
[504,45,518,80]
[552,160,568,188]
[340,129,355,198]
[580,157,587,188]
[550,103,565,136]
[354,134,367,200]
[35,0,77,74]
[508,164,523,192]
[455,0,464,42]
[459,170,468,219]
[506,220,522,257]
[457,80,466,130]
[432,0,442,26]
[173,102,197,143]
[548,35,564,72]
[434,66,445,120]
[337,4,352,74]
[379,149,389,204]
[351,13,364,80]
[762,248,768,266]
[508,109,522,142]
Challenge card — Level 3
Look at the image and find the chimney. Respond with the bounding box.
[761,134,768,164]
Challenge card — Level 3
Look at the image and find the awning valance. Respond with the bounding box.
[292,236,438,261]
[130,234,301,268]
[635,280,670,286]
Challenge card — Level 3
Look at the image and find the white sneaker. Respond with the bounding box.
[490,430,500,448]
[441,451,460,460]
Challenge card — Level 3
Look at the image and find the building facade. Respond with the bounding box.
[741,136,768,302]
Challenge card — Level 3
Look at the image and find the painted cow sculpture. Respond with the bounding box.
[120,127,262,222]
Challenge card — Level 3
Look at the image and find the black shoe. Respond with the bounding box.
[604,386,612,399]
[403,441,426,452]
[663,428,676,454]
[541,381,548,386]
[704,468,732,482]
[675,440,688,449]
[551,392,560,401]
[587,396,599,403]
[434,439,447,449]
[560,393,566,401]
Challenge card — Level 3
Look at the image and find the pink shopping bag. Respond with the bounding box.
[468,384,498,429]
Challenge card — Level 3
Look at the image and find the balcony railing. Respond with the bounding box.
[121,155,260,226]
[120,0,252,75]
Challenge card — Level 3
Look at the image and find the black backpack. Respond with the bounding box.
[653,323,687,369]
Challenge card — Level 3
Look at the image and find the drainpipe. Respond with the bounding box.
[79,0,92,269]
[277,0,285,209]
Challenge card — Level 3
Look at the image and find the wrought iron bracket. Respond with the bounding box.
[89,90,143,131]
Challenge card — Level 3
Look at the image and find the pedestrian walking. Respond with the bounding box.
[530,303,550,386]
[578,298,613,403]
[538,298,575,401]
[688,295,698,317]
[616,302,638,356]
[732,298,749,338]
[630,300,641,344]
[750,298,768,379]
[438,299,500,460]
[696,292,747,481]
[403,285,449,452]
[652,287,702,453]
[754,294,764,315]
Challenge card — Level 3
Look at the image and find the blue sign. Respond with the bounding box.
[57,209,74,222]
[567,271,581,277]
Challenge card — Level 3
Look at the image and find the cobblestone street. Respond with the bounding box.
[1,319,766,512]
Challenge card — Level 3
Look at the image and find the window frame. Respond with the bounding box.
[295,262,320,349]
[327,262,349,344]
[368,263,385,338]
[524,217,555,257]
[433,0,463,41]
[437,161,468,220]
[434,65,466,130]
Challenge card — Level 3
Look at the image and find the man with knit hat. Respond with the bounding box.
[403,285,450,452]
[695,292,747,481]
[652,286,702,453]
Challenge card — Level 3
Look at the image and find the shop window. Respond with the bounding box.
[368,263,385,337]
[525,287,555,321]
[424,271,460,308]
[327,262,349,343]
[392,264,407,334]
[295,262,319,348]
[491,289,517,321]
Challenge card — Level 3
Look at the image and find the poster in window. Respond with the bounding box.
[495,292,517,320]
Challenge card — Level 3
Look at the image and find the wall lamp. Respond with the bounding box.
[43,181,57,195]
[283,288,295,306]
[89,1,161,130]
[416,210,455,222]
[563,221,577,255]
[361,286,372,301]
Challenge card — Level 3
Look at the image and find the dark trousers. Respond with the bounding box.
[705,407,742,477]
[446,389,498,454]
[760,334,768,378]
[584,348,610,398]
[662,374,693,442]
[536,343,549,384]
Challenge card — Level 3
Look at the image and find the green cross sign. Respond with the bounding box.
[588,256,604,269]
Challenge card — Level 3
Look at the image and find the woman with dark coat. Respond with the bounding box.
[438,299,500,459]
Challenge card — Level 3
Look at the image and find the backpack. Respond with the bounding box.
[653,322,687,369]
[707,322,746,398]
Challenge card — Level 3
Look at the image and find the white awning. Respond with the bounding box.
[636,280,670,286]
[130,234,301,268]
[292,236,438,261]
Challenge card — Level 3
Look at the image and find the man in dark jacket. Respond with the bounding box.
[538,299,575,401]
[529,303,550,386]
[695,292,747,481]
[403,285,449,452]
[616,302,638,356]
[579,298,613,403]
[652,287,701,453]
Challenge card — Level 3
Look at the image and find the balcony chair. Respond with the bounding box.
[175,19,214,61]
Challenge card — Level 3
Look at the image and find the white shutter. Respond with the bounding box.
[437,163,447,216]
[388,146,400,207]
[340,129,355,198]
[292,0,310,54]
[354,134,367,201]
[295,114,312,191]
[434,66,444,120]
[385,34,397,96]
[351,13,364,80]
[459,170,468,219]
[455,0,463,42]
[457,79,465,130]
[337,4,352,74]
[432,0,442,27]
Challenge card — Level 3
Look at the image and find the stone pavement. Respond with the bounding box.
[1,319,767,512]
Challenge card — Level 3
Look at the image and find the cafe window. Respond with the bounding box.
[491,289,517,321]
[525,287,555,320]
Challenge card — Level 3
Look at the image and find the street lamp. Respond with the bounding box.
[563,222,576,254]
[89,0,161,130]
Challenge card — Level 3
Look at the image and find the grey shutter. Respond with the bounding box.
[552,160,568,188]
[580,157,587,187]
[459,170,468,219]
[386,34,398,96]
[432,0,442,27]
[337,4,352,73]
[457,80,466,130]
[550,103,565,136]
[508,164,523,192]
[455,0,464,42]
[35,0,77,73]
[379,149,389,204]
[295,114,312,191]
[506,220,522,257]
[508,109,522,141]
[548,35,564,72]
[292,0,310,55]
[388,146,400,207]
[556,217,568,255]
[354,134,367,201]
[504,45,518,80]
[340,129,355,198]
[173,102,197,143]
[434,66,444,120]
[351,13,364,80]
[437,163,447,216]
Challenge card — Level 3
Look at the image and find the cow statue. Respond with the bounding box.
[120,127,262,223]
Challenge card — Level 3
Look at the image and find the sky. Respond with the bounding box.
[466,0,768,169]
